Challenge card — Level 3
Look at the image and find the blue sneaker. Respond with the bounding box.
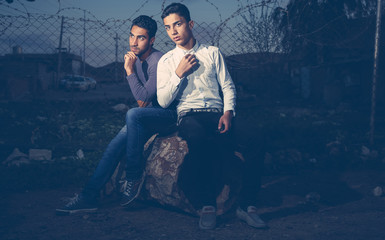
[56,194,97,215]
[120,174,145,206]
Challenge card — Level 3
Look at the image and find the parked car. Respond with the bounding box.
[64,75,92,91]
[59,75,72,89]
[85,77,97,89]
[60,75,97,91]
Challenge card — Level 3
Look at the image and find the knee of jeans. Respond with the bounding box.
[125,108,141,124]
[179,125,205,143]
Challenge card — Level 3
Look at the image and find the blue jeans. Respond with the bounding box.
[82,107,176,200]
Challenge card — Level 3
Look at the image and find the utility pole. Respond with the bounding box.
[83,10,86,76]
[369,0,383,145]
[114,33,120,82]
[57,16,64,89]
[68,37,71,53]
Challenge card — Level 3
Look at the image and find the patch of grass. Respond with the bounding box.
[0,154,101,191]
[1,99,384,192]
[0,99,130,191]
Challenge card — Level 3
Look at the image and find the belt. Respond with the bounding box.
[177,108,222,125]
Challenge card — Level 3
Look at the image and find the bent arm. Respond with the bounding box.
[157,58,184,108]
[126,63,158,107]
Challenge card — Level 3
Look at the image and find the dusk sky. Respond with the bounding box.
[1,0,287,23]
[0,0,289,65]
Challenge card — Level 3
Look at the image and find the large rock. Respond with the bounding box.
[142,133,195,213]
[105,133,242,216]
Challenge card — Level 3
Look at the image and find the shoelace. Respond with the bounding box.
[65,194,80,207]
[124,182,134,194]
[119,180,127,193]
[119,180,134,194]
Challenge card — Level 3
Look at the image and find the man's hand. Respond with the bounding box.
[175,54,198,78]
[137,100,150,108]
[124,51,137,75]
[218,110,233,134]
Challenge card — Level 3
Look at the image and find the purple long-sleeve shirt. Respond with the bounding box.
[126,48,163,107]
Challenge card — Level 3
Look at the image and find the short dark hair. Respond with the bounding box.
[131,15,157,39]
[161,3,191,22]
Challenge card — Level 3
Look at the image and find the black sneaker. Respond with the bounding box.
[120,174,145,206]
[56,194,97,215]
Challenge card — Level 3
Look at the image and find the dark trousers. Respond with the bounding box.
[177,111,261,209]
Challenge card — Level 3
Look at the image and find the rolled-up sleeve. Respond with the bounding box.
[215,49,236,115]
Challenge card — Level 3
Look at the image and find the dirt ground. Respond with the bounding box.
[1,83,385,240]
[1,170,385,240]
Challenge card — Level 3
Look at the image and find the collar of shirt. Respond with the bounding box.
[175,40,200,56]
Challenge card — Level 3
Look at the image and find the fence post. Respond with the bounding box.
[369,0,383,145]
[83,10,86,76]
[114,32,120,82]
[56,16,64,89]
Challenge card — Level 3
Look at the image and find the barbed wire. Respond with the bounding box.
[0,0,31,16]
[212,0,279,46]
[0,0,374,76]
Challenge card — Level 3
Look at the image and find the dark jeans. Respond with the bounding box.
[177,111,262,209]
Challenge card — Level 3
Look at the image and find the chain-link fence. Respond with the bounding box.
[0,13,257,87]
[0,0,287,79]
[0,0,292,101]
[0,13,243,68]
[0,0,380,108]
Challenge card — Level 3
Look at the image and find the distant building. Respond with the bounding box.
[226,52,290,101]
[0,48,82,100]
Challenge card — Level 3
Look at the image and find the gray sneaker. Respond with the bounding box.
[56,194,97,215]
[199,205,216,230]
[236,206,267,228]
[120,174,145,206]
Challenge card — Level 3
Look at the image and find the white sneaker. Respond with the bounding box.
[199,205,216,230]
[236,206,267,228]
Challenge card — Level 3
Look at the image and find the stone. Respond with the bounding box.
[373,186,383,197]
[142,133,197,213]
[107,133,242,216]
[28,149,52,162]
[305,192,321,204]
[76,149,85,160]
[3,148,29,166]
[112,103,128,112]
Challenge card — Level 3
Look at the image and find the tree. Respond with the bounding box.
[273,0,378,64]
[226,0,286,54]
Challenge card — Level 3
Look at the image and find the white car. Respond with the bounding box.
[65,76,92,91]
[85,77,97,89]
[59,75,72,89]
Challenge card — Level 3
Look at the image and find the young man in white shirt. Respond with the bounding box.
[157,2,266,230]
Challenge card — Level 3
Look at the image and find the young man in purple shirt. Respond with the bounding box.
[56,15,176,215]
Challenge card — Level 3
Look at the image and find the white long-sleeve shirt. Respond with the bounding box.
[157,41,236,115]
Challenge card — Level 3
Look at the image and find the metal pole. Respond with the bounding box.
[83,10,86,76]
[114,32,120,82]
[57,16,64,89]
[369,0,383,145]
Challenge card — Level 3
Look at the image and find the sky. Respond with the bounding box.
[0,0,261,24]
[0,0,289,66]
